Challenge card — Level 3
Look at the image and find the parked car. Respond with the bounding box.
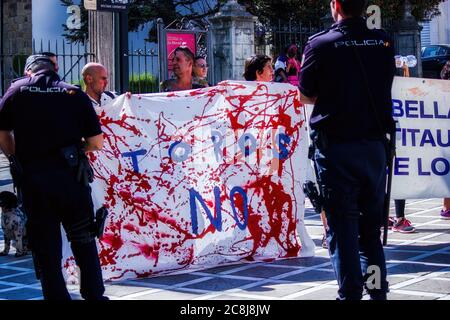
[421,44,450,79]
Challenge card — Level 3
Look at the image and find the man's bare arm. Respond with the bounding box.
[0,131,15,156]
[85,133,103,152]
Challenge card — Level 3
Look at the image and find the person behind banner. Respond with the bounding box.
[0,54,108,300]
[286,44,301,87]
[439,63,450,220]
[243,54,274,82]
[192,56,210,87]
[299,0,396,300]
[161,47,207,92]
[82,62,117,108]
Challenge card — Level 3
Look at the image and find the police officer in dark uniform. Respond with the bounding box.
[0,54,108,300]
[299,0,395,300]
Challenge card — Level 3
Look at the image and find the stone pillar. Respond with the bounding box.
[208,0,257,83]
[392,0,423,77]
[1,0,32,89]
[88,11,116,92]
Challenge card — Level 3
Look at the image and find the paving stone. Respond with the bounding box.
[130,289,200,300]
[401,279,450,294]
[0,288,42,300]
[104,284,158,297]
[3,259,35,269]
[291,286,338,300]
[228,266,295,278]
[388,291,438,300]
[183,277,254,291]
[439,272,450,278]
[415,254,450,265]
[0,268,22,277]
[270,256,329,268]
[427,234,450,243]
[388,232,431,240]
[386,275,415,286]
[384,250,423,261]
[282,270,336,284]
[3,272,40,285]
[200,264,253,275]
[387,262,443,276]
[243,281,312,298]
[128,273,204,286]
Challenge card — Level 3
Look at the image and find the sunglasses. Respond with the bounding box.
[196,63,209,68]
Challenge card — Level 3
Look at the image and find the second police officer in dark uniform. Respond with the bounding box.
[0,54,108,300]
[299,0,396,300]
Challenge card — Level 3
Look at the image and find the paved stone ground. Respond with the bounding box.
[0,153,449,300]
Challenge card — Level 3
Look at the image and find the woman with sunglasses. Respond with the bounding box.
[192,56,210,87]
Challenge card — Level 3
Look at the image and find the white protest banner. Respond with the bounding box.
[63,81,314,281]
[391,77,450,199]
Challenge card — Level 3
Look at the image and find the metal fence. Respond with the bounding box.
[0,38,94,95]
[128,41,159,94]
[1,38,162,95]
[255,19,322,58]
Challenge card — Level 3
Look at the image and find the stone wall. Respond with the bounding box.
[1,0,32,88]
[209,0,256,84]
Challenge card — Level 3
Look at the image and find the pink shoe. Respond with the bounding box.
[392,218,416,233]
[440,208,450,220]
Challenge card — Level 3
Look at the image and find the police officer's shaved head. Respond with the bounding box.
[335,0,367,17]
[24,54,55,75]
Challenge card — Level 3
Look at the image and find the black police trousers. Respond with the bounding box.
[22,166,106,300]
[314,139,389,300]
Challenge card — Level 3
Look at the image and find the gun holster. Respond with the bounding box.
[93,206,108,238]
[60,144,94,186]
[8,155,24,193]
[304,134,324,214]
[303,180,323,214]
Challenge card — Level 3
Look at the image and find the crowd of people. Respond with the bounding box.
[0,0,448,301]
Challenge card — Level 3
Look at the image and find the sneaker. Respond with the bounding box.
[441,208,450,220]
[321,234,328,249]
[392,218,416,233]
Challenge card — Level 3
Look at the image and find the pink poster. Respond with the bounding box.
[166,33,196,78]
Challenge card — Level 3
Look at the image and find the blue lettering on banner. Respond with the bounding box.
[274,133,291,160]
[431,158,449,176]
[122,149,147,173]
[211,131,224,161]
[420,129,436,147]
[394,158,449,177]
[394,157,409,175]
[189,186,250,234]
[405,100,419,118]
[189,187,222,235]
[418,158,431,176]
[396,128,449,147]
[419,101,433,119]
[392,100,449,119]
[434,101,449,119]
[407,129,420,147]
[229,186,249,230]
[169,141,192,163]
[238,133,257,157]
[392,99,404,117]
